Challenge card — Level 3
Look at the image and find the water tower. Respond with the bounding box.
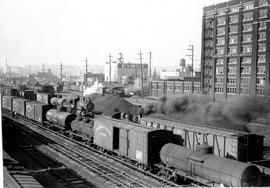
[180,58,186,72]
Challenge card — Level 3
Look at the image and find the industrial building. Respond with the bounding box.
[104,53,148,84]
[201,0,270,101]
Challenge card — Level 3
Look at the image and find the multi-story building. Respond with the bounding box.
[201,0,270,101]
[105,58,148,84]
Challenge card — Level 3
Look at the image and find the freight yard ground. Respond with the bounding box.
[3,123,101,188]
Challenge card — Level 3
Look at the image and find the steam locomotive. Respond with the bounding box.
[1,87,264,186]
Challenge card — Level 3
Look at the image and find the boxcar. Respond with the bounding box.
[140,117,264,162]
[2,96,15,111]
[26,101,51,123]
[1,87,18,96]
[12,98,29,116]
[93,115,176,165]
[36,92,53,104]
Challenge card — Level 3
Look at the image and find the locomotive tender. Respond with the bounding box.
[1,87,265,186]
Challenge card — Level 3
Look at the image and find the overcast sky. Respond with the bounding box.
[0,0,226,69]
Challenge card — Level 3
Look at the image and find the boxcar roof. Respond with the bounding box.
[96,115,157,133]
[26,100,49,106]
[13,97,29,101]
[140,117,249,137]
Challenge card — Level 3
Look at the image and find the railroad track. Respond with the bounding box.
[3,111,197,187]
[9,130,94,188]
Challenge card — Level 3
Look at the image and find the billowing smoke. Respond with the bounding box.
[144,94,269,131]
[125,78,144,95]
[83,81,104,96]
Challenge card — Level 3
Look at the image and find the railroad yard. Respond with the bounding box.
[1,83,270,188]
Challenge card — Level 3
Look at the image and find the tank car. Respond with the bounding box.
[46,109,76,130]
[160,143,261,187]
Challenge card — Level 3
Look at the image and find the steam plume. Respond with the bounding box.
[144,94,269,131]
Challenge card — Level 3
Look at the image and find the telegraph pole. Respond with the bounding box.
[187,45,194,93]
[60,62,63,84]
[139,50,144,97]
[108,54,112,89]
[85,58,88,86]
[149,51,152,77]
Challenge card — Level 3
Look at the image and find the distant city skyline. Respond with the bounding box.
[0,0,225,69]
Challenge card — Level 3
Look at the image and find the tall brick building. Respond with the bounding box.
[201,0,270,101]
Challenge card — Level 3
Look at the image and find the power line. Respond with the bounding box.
[187,45,194,93]
[108,54,112,89]
[85,58,88,86]
[139,50,144,97]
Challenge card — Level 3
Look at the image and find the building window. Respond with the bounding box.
[229,25,238,33]
[257,77,265,85]
[227,77,237,84]
[217,38,225,45]
[257,66,266,74]
[258,32,266,41]
[217,7,227,16]
[215,87,224,93]
[228,46,238,54]
[241,77,251,84]
[243,2,254,10]
[256,88,265,96]
[258,43,266,52]
[259,0,268,6]
[184,85,190,91]
[242,45,252,53]
[175,85,181,91]
[217,27,225,35]
[241,66,251,74]
[227,87,237,94]
[217,17,226,25]
[228,57,237,64]
[258,55,266,63]
[230,5,241,13]
[259,21,267,30]
[205,10,215,18]
[240,88,251,95]
[215,77,224,83]
[216,58,224,65]
[216,47,225,55]
[216,67,224,74]
[259,9,268,18]
[228,66,237,74]
[242,34,252,43]
[229,15,239,23]
[243,12,253,21]
[243,24,253,32]
[241,57,252,64]
[229,36,238,44]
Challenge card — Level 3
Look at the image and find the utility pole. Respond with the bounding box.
[149,51,152,77]
[85,58,88,86]
[42,63,45,73]
[187,45,194,93]
[108,54,112,89]
[60,62,63,84]
[139,50,144,97]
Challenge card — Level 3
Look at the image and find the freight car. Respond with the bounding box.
[159,144,261,187]
[139,117,264,162]
[93,115,176,168]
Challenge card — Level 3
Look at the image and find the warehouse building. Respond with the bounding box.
[201,0,270,101]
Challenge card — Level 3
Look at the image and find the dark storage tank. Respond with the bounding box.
[46,109,75,129]
[160,144,261,187]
